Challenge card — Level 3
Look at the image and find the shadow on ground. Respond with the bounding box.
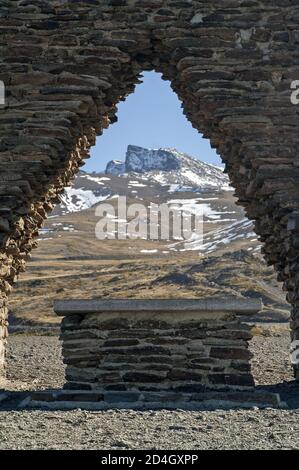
[256,382,299,409]
[1,382,299,412]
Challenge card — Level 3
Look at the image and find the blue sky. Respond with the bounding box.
[84,71,221,172]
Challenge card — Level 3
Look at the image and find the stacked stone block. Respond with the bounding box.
[27,298,277,408]
[0,1,299,378]
[62,317,253,391]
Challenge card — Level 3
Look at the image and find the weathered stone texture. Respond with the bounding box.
[29,299,279,408]
[0,1,299,376]
[59,302,256,395]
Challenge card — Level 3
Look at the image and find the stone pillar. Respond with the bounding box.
[286,213,299,379]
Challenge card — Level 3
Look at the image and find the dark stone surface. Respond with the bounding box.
[210,347,253,360]
[59,310,257,397]
[103,339,140,347]
[208,373,255,387]
[123,372,166,383]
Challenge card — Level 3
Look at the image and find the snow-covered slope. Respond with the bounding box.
[59,190,110,214]
[54,174,112,215]
[47,144,259,257]
[106,145,230,191]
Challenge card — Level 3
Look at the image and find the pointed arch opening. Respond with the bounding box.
[4,69,289,398]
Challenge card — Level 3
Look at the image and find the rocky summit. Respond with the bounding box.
[105,145,230,191]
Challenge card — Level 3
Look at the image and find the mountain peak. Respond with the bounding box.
[124,145,182,173]
[105,145,200,175]
[105,159,126,175]
[105,145,228,191]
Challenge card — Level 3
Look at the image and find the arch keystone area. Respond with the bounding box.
[0,1,299,380]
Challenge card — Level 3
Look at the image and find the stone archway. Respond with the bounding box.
[1,1,299,378]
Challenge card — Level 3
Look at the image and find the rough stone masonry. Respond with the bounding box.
[27,298,280,409]
[0,1,299,378]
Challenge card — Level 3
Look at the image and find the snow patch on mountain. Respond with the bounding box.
[81,175,111,185]
[59,188,110,214]
[167,217,255,254]
[199,219,256,253]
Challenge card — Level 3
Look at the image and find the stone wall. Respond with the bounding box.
[0,1,299,376]
[26,298,278,409]
[61,312,254,395]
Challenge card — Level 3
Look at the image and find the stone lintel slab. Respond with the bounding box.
[54,298,263,317]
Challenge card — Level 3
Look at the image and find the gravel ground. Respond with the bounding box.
[1,329,299,450]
